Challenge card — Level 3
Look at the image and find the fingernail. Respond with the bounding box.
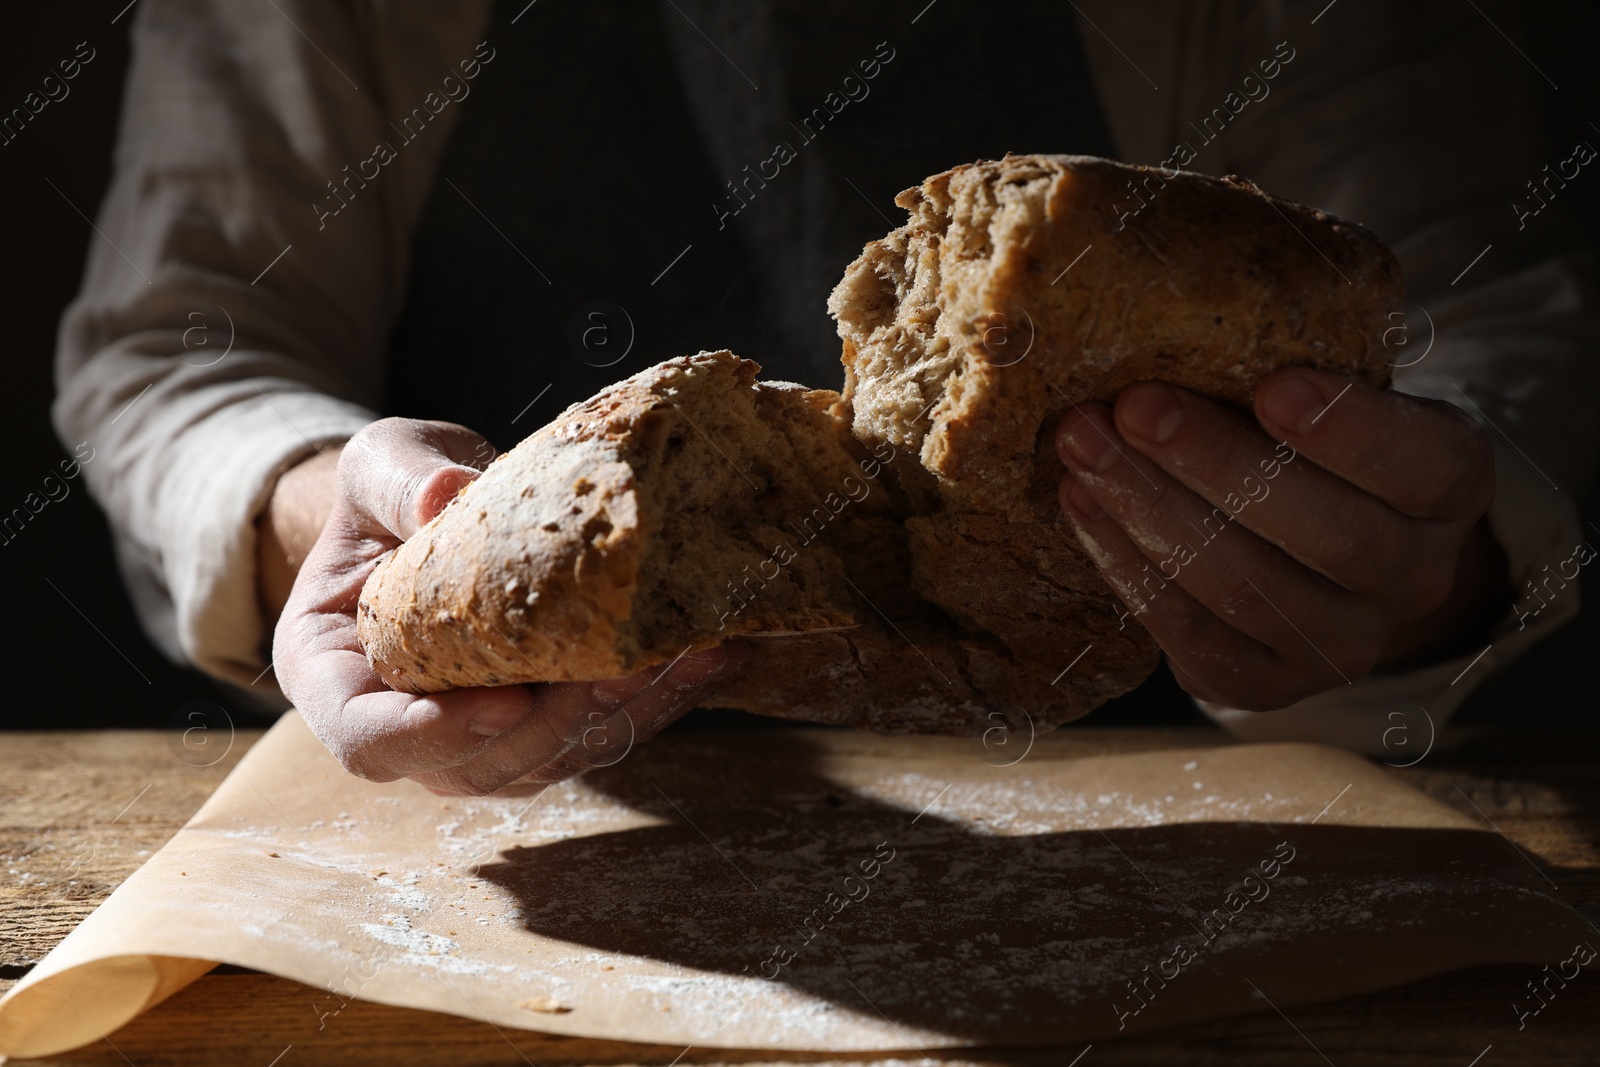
[1062,476,1103,521]
[469,701,529,738]
[1261,375,1326,435]
[1119,383,1184,445]
[1057,408,1118,471]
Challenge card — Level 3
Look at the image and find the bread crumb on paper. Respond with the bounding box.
[517,996,572,1014]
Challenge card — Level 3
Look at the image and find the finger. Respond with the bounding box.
[411,644,749,796]
[403,681,610,795]
[1057,478,1331,711]
[338,419,495,539]
[529,703,641,782]
[1110,382,1456,606]
[1165,658,1227,707]
[512,645,752,788]
[419,705,629,796]
[1058,406,1380,674]
[1253,368,1495,521]
[592,644,749,726]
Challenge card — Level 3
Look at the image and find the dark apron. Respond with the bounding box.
[384,0,1197,723]
[386,0,1117,440]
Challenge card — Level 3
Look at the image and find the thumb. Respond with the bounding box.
[411,463,481,530]
[339,418,493,540]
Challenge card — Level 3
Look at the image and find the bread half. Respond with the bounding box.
[811,154,1400,728]
[358,352,911,691]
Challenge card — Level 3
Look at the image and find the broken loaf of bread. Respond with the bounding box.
[358,354,911,687]
[358,154,1401,734]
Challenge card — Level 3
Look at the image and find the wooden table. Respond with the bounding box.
[3,727,1597,1066]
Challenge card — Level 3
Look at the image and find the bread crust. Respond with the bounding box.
[358,353,872,693]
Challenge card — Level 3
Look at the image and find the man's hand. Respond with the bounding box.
[1055,368,1509,712]
[270,417,743,795]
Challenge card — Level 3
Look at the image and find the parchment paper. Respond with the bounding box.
[0,713,1589,1059]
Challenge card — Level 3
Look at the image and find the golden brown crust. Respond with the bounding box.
[359,362,675,692]
[358,352,876,693]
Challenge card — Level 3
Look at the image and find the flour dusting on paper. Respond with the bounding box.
[13,717,1582,1053]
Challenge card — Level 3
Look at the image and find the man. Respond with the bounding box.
[56,0,1599,794]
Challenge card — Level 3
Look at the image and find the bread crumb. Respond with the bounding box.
[518,997,572,1014]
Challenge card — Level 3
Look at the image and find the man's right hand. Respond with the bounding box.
[268,417,743,796]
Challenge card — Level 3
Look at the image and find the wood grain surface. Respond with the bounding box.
[3,726,1597,1066]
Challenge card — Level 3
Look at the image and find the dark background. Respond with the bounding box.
[1,1,1596,732]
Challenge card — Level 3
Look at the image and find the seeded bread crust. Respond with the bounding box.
[358,353,886,692]
[358,154,1401,734]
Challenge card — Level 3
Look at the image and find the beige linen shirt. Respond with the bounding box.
[55,0,1599,750]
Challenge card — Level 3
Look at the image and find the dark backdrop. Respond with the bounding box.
[1,1,1595,731]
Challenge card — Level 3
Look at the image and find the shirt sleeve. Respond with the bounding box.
[1074,0,1600,748]
[52,0,493,694]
